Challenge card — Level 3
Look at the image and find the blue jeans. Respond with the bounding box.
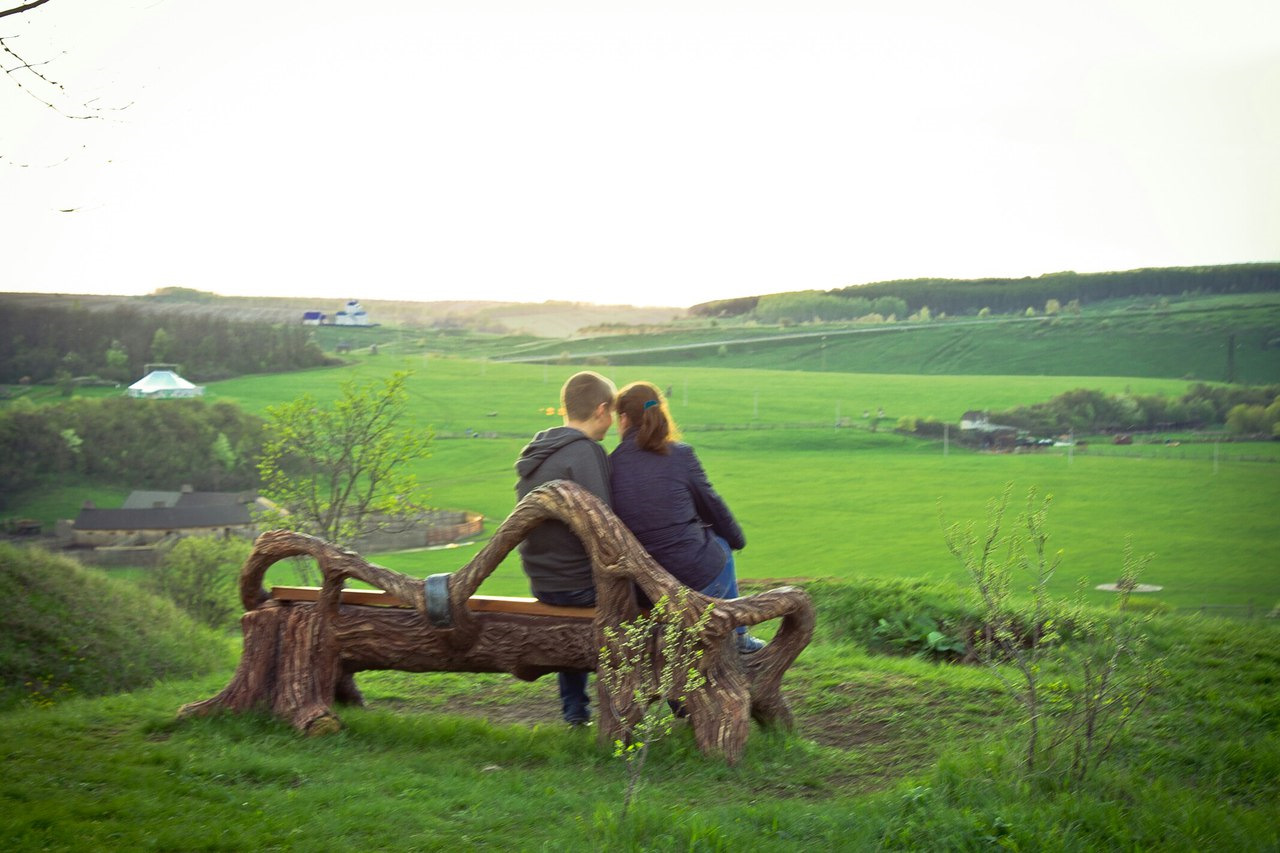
[536,587,596,722]
[700,537,747,637]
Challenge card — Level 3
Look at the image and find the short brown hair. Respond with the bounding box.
[615,381,681,453]
[561,371,616,421]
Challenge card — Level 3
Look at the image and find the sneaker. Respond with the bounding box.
[736,633,767,654]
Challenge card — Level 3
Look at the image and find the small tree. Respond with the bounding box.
[103,340,129,381]
[258,372,432,551]
[943,485,1161,782]
[150,328,173,363]
[1058,540,1161,782]
[944,485,1060,774]
[596,590,713,821]
[145,536,251,629]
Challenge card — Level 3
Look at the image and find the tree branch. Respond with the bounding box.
[0,1,53,21]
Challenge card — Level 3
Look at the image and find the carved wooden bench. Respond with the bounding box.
[180,480,815,764]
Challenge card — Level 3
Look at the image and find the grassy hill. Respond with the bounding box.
[0,291,685,340]
[491,293,1280,384]
[1,577,1276,850]
[0,544,231,710]
[3,285,1278,848]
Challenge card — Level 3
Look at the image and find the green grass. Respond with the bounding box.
[490,295,1280,384]
[2,479,130,529]
[206,355,1194,439]
[14,357,1271,608]
[0,544,233,710]
[1,589,1276,850]
[296,430,1279,610]
[3,293,1277,848]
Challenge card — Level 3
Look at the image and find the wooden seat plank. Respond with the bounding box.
[270,585,596,619]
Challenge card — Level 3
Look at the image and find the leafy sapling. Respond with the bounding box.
[943,485,1162,782]
[596,588,714,820]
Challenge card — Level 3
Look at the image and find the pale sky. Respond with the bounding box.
[2,0,1277,308]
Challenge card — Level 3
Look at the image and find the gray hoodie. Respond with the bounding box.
[514,426,611,594]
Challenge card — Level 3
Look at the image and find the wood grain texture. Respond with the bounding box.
[181,480,814,763]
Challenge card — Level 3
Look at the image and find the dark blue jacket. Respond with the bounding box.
[609,435,745,590]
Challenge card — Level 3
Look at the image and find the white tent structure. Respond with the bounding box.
[126,369,204,399]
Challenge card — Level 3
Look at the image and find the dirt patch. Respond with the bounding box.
[364,675,968,765]
[367,681,564,728]
[799,709,897,750]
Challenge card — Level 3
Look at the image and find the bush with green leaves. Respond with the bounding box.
[804,577,978,651]
[871,612,967,659]
[144,536,253,630]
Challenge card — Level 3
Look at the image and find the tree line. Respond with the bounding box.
[690,263,1280,320]
[0,302,336,386]
[985,383,1280,436]
[0,397,264,507]
[752,291,909,324]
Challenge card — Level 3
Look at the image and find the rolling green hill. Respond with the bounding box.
[492,295,1280,383]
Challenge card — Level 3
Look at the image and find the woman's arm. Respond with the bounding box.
[683,445,746,550]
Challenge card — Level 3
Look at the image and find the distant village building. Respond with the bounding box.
[959,409,1019,449]
[126,365,204,399]
[66,488,263,548]
[59,486,481,557]
[334,299,374,326]
[300,300,377,327]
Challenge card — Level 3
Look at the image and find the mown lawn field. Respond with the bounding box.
[194,358,1280,611]
[205,354,1196,438]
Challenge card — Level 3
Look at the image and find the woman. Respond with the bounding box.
[609,381,765,653]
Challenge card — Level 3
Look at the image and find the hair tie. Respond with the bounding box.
[643,399,659,410]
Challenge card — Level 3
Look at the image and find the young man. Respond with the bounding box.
[514,370,615,725]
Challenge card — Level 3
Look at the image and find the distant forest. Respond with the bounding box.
[0,397,264,506]
[690,263,1280,320]
[0,303,335,385]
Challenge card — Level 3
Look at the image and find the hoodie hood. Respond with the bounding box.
[514,427,592,479]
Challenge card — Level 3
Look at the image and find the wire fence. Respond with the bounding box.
[1176,603,1277,620]
[1080,449,1278,463]
[434,422,1279,465]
